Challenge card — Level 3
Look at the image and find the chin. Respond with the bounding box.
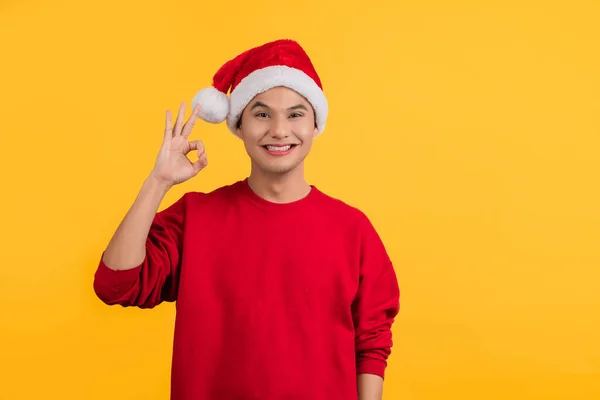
[250,157,301,175]
[261,163,300,175]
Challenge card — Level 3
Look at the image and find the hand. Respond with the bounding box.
[150,102,208,187]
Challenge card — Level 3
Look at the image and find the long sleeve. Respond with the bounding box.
[93,193,189,309]
[352,214,400,379]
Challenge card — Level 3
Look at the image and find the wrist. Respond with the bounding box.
[145,173,173,196]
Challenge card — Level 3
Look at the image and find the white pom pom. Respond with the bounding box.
[191,87,230,123]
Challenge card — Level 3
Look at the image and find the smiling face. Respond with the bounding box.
[236,86,319,177]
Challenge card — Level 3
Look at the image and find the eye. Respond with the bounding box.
[289,112,303,118]
[255,112,269,118]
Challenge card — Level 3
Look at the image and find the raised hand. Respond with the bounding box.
[150,102,208,187]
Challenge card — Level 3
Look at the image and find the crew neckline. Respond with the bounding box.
[237,177,321,212]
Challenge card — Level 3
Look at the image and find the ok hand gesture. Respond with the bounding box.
[150,102,208,188]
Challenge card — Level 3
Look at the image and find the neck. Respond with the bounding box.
[247,164,311,204]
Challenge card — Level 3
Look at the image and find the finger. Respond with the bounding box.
[174,102,186,136]
[164,109,173,141]
[181,104,201,138]
[188,139,203,151]
[192,152,208,174]
[187,139,204,154]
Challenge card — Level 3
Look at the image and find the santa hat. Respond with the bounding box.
[191,39,328,137]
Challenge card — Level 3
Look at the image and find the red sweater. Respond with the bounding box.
[94,179,400,400]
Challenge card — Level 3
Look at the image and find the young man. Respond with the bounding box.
[93,39,400,400]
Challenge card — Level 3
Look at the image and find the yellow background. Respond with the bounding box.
[0,0,598,398]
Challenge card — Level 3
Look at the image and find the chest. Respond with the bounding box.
[178,210,360,313]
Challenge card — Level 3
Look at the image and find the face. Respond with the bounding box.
[236,86,318,176]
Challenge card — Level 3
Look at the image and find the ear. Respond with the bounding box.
[235,117,243,138]
[235,108,247,138]
[312,126,318,139]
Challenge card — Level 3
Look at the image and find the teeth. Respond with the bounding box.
[266,145,292,151]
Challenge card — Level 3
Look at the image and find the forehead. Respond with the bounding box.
[250,86,311,107]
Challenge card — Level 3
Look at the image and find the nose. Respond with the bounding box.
[270,116,289,138]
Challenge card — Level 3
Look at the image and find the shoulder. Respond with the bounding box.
[315,186,391,264]
[159,180,244,214]
[313,186,376,231]
[313,186,370,220]
[184,180,244,203]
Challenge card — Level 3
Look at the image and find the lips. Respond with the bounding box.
[262,144,298,156]
[266,145,292,151]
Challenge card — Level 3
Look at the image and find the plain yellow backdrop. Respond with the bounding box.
[0,0,599,399]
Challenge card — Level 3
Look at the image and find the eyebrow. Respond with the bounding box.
[249,101,308,111]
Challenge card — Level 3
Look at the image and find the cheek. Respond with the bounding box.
[297,124,317,141]
[238,122,261,141]
[247,117,271,133]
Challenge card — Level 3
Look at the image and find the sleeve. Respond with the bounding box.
[93,193,189,309]
[352,212,400,379]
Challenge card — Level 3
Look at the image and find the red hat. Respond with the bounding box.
[191,39,328,136]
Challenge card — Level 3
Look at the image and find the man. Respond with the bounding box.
[93,39,400,400]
